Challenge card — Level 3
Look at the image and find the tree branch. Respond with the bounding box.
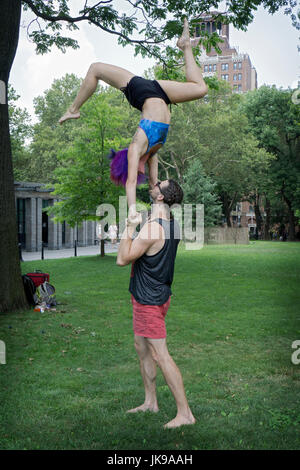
[22,0,88,23]
[170,151,182,181]
[22,0,167,45]
[22,0,169,64]
[158,155,175,170]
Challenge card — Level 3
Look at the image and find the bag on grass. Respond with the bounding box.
[36,282,57,307]
[26,270,50,288]
[22,275,38,306]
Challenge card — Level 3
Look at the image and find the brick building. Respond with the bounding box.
[194,12,257,92]
[229,200,265,235]
[15,182,98,251]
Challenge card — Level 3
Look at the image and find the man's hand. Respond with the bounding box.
[127,212,142,227]
[117,215,159,266]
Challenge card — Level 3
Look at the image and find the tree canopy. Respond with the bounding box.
[242,85,300,239]
[21,0,299,68]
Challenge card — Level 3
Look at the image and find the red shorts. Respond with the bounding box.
[131,295,171,339]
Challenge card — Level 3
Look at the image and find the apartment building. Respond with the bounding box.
[195,12,257,92]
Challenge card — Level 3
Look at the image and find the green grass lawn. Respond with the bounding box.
[0,241,300,450]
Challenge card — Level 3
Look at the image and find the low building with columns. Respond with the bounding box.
[15,181,98,251]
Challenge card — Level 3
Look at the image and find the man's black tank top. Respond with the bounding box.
[129,218,180,305]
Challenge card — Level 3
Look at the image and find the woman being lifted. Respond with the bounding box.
[59,18,208,223]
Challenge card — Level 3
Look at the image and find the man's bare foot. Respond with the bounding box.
[177,18,191,51]
[164,413,196,429]
[59,109,80,125]
[127,403,159,413]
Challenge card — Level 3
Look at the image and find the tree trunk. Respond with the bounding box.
[283,197,296,241]
[220,192,232,227]
[281,188,296,241]
[254,193,263,240]
[264,196,271,240]
[0,0,28,312]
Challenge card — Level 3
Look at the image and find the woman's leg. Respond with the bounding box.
[59,63,134,124]
[157,19,208,104]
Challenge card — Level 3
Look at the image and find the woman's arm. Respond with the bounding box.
[147,153,159,189]
[126,129,148,222]
[126,144,140,218]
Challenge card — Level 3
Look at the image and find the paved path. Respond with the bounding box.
[21,243,119,261]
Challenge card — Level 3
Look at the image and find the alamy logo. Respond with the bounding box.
[96,197,204,250]
[0,340,6,365]
[291,340,300,365]
[0,80,6,104]
[292,88,300,105]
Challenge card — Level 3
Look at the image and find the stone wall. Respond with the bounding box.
[204,226,249,244]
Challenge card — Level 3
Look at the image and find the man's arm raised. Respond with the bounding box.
[116,218,158,266]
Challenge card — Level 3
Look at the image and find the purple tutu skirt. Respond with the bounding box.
[108,148,147,187]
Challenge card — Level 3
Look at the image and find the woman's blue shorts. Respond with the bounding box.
[138,118,170,152]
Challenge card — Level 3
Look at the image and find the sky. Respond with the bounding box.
[9,2,300,121]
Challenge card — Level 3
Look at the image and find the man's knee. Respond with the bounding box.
[134,336,148,358]
[147,341,168,368]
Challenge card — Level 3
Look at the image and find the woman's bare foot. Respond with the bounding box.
[127,403,159,413]
[164,413,196,429]
[59,108,80,125]
[177,18,191,51]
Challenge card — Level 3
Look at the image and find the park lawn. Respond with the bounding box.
[0,241,300,450]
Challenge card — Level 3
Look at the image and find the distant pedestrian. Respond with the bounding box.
[108,224,118,244]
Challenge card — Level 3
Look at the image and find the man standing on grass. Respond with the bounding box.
[117,179,196,429]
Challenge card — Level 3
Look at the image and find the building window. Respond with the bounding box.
[204,65,208,72]
[238,62,242,69]
[221,63,228,71]
[209,64,213,72]
[233,74,237,81]
[195,25,200,36]
[221,74,229,81]
[234,84,242,92]
[238,73,242,81]
[213,64,217,71]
